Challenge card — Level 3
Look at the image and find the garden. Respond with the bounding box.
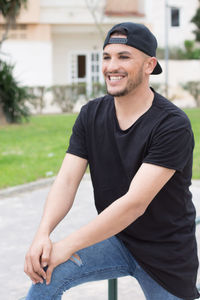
[0,0,200,189]
[0,108,200,189]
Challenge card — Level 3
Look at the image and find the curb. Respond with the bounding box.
[0,177,55,199]
[0,173,91,199]
[0,176,199,199]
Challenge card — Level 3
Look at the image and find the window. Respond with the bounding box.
[171,7,180,27]
[77,55,86,78]
[91,53,100,83]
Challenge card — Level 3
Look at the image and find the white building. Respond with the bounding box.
[0,0,199,102]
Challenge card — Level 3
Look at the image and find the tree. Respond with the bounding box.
[0,0,28,48]
[84,0,105,41]
[191,0,200,42]
[0,61,32,123]
[0,0,31,125]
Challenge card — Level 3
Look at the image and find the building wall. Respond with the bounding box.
[0,24,51,41]
[1,0,199,92]
[40,0,105,24]
[1,40,52,86]
[150,59,200,107]
[148,0,199,48]
[150,59,200,87]
[52,29,103,85]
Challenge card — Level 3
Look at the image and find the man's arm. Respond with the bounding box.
[24,153,88,284]
[45,162,175,284]
[38,153,88,235]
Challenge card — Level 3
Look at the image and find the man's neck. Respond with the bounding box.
[114,85,154,131]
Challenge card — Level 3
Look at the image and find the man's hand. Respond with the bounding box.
[45,240,73,285]
[24,235,52,284]
[23,154,88,285]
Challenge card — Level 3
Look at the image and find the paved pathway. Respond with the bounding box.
[0,176,200,300]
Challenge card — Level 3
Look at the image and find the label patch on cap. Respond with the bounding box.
[108,37,128,45]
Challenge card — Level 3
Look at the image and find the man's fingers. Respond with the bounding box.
[32,256,47,280]
[24,256,44,284]
[41,244,51,268]
[25,251,46,281]
[46,265,54,285]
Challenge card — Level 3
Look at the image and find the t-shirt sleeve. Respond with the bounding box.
[143,115,194,172]
[66,105,88,160]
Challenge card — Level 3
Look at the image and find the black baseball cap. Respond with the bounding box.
[103,22,162,75]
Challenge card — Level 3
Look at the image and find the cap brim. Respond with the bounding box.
[152,61,162,75]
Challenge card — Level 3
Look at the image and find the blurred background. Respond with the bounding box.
[0,1,200,299]
[1,0,200,188]
[0,0,200,116]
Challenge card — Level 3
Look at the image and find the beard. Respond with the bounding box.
[106,67,144,97]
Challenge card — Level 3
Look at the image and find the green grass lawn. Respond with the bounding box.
[0,114,77,189]
[0,108,200,189]
[185,108,200,180]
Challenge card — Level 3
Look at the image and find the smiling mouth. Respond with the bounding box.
[107,74,126,81]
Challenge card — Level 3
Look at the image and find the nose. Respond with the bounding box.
[103,57,120,73]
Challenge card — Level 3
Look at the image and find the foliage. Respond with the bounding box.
[0,0,28,45]
[191,1,200,42]
[156,47,165,59]
[181,40,200,59]
[49,84,87,113]
[0,1,30,124]
[0,60,33,123]
[157,41,200,60]
[28,86,47,114]
[26,83,107,114]
[150,83,165,95]
[0,0,27,18]
[90,82,107,98]
[182,81,200,107]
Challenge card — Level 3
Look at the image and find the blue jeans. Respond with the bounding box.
[26,236,184,300]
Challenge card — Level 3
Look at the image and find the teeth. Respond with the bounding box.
[109,76,124,81]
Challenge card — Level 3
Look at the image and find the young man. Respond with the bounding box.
[24,22,199,300]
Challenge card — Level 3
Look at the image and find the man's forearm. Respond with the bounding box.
[36,176,78,236]
[57,163,175,257]
[35,154,88,236]
[60,192,143,254]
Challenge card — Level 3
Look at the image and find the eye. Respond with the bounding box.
[103,56,110,60]
[119,55,129,59]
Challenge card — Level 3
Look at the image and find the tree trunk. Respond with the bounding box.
[0,104,8,125]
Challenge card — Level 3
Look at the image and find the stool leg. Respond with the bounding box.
[108,279,118,300]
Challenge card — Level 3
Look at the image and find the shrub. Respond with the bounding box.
[49,84,81,113]
[191,3,200,42]
[90,82,107,98]
[157,41,200,60]
[182,81,200,107]
[28,86,47,114]
[0,60,33,123]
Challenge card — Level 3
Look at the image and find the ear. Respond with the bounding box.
[144,57,157,75]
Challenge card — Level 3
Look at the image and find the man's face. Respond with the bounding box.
[102,38,148,97]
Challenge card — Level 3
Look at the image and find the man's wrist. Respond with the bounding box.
[36,225,51,237]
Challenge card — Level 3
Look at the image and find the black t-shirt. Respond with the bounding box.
[67,90,199,299]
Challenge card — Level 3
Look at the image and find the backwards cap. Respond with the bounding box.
[103,22,162,75]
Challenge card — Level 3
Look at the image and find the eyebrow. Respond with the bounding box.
[103,51,132,56]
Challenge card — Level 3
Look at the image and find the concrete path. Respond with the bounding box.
[0,175,200,300]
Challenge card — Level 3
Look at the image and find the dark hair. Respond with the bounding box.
[111,26,127,36]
